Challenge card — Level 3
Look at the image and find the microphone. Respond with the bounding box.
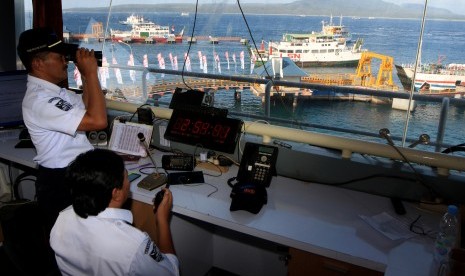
[379,128,395,146]
[136,133,168,199]
[137,132,158,171]
[408,134,430,148]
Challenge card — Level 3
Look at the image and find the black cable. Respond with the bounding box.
[180,0,200,91]
[235,0,273,82]
[441,143,465,154]
[128,103,154,123]
[235,0,305,130]
[385,143,438,201]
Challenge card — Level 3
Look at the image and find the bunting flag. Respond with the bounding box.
[185,53,192,72]
[225,51,230,70]
[112,57,123,85]
[102,57,110,79]
[240,51,245,70]
[128,54,136,83]
[73,66,82,87]
[169,53,174,70]
[143,54,149,80]
[250,53,256,74]
[157,53,165,78]
[215,53,221,74]
[202,55,207,73]
[98,57,109,88]
[99,66,107,88]
[232,53,237,73]
[174,56,178,71]
[213,52,218,71]
[198,51,203,70]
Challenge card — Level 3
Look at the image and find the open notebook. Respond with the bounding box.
[108,120,153,157]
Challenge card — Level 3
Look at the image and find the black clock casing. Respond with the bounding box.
[164,109,243,153]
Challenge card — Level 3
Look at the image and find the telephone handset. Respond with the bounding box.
[237,142,278,187]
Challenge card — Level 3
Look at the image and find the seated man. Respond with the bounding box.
[50,149,179,275]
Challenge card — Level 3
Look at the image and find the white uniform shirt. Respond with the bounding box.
[50,206,179,276]
[22,75,92,168]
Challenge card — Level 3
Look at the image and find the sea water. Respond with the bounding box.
[56,12,465,149]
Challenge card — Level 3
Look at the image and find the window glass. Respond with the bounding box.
[22,0,465,155]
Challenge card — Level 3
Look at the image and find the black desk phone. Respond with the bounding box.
[237,142,278,187]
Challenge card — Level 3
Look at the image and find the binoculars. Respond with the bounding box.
[66,44,103,67]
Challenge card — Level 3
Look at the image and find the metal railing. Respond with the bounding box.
[101,65,465,176]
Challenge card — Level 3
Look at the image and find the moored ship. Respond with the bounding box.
[395,63,465,93]
[268,33,365,67]
[321,15,352,43]
[110,14,182,44]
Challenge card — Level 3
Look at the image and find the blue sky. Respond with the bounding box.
[25,0,465,15]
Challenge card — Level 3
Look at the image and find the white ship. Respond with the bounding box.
[110,14,180,43]
[268,33,365,67]
[395,63,465,92]
[321,15,352,43]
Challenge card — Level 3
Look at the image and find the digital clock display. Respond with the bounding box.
[164,109,243,153]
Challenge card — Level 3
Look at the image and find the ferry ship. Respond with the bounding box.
[321,15,352,43]
[110,14,182,44]
[395,63,465,93]
[268,33,366,67]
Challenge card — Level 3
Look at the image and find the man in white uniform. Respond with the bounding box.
[17,27,107,234]
[50,149,179,275]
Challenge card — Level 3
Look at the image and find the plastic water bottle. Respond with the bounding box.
[434,205,459,266]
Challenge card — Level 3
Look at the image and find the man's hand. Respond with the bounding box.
[75,48,98,79]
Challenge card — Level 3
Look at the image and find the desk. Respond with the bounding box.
[0,140,441,276]
[128,155,440,276]
[0,139,36,168]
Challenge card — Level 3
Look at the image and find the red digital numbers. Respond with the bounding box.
[192,120,210,135]
[212,124,231,140]
[171,116,231,143]
[173,118,191,133]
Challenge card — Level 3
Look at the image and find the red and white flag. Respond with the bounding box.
[73,66,82,87]
[202,55,208,73]
[127,54,135,83]
[198,51,203,70]
[112,57,123,85]
[250,53,257,74]
[102,57,110,79]
[232,53,237,73]
[168,53,174,70]
[240,51,245,70]
[157,53,165,78]
[98,57,109,88]
[215,53,221,74]
[143,54,149,80]
[225,51,230,70]
[185,53,192,72]
[174,56,178,71]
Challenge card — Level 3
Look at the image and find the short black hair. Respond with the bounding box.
[66,149,125,218]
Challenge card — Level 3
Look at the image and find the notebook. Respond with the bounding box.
[108,120,153,157]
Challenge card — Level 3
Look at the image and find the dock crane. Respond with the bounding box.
[355,51,395,88]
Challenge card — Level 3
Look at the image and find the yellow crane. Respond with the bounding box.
[355,51,395,88]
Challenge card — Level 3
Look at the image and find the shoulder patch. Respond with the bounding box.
[144,240,164,262]
[48,97,73,111]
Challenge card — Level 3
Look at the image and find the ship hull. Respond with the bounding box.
[395,64,465,91]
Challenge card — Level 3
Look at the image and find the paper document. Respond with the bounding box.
[360,212,416,240]
[108,121,153,157]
